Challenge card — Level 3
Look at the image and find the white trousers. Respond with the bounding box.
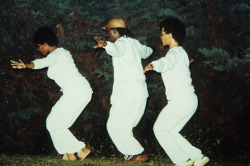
[153,92,202,165]
[46,81,92,154]
[107,86,147,155]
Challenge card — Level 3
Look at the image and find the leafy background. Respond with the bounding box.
[0,0,249,164]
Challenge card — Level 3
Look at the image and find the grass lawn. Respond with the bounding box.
[0,153,249,166]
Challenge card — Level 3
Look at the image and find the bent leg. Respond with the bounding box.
[107,91,147,155]
[153,93,201,164]
[46,89,92,154]
[172,94,202,161]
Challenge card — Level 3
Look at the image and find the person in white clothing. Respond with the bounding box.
[94,18,152,163]
[11,27,92,161]
[144,17,210,166]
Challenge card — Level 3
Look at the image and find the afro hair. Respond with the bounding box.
[160,17,186,46]
[33,27,58,46]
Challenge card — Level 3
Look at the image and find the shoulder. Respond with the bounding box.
[113,37,129,46]
[48,48,70,59]
[122,37,142,46]
[168,47,185,55]
[56,48,72,56]
[116,36,128,43]
[57,47,69,54]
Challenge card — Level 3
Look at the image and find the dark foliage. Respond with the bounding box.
[0,0,249,163]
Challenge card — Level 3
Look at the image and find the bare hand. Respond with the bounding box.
[93,36,107,48]
[189,59,194,64]
[144,64,154,73]
[11,59,26,69]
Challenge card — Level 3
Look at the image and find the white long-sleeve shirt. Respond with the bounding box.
[152,46,194,100]
[32,48,91,93]
[104,36,152,104]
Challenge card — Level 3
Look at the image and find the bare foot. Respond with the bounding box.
[62,153,77,160]
[78,147,91,160]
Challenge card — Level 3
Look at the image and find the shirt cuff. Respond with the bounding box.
[103,41,111,49]
[151,61,158,71]
[31,60,41,69]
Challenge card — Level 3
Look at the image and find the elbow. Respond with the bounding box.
[148,48,153,55]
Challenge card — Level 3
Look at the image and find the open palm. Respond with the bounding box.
[11,59,26,69]
[93,36,107,48]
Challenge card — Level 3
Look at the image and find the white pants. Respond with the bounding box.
[153,92,202,165]
[107,86,147,155]
[46,81,92,154]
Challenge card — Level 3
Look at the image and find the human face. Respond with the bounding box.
[37,43,49,56]
[161,28,170,46]
[105,28,119,42]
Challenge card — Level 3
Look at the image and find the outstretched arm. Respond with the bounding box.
[11,59,34,69]
[93,36,107,48]
[144,59,194,73]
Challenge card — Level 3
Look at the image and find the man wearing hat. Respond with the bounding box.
[94,18,152,163]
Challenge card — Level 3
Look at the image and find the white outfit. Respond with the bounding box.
[32,48,92,154]
[151,46,202,165]
[104,37,152,155]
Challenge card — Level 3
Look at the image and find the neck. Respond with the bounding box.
[113,36,121,43]
[169,39,179,49]
[48,46,57,53]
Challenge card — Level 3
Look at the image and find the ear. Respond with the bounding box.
[114,29,121,38]
[168,33,173,39]
[44,43,49,47]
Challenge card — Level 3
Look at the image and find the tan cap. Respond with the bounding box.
[102,18,126,30]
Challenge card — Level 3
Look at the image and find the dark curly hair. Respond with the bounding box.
[33,27,58,46]
[160,17,186,46]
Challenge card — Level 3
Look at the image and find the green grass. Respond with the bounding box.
[0,154,249,166]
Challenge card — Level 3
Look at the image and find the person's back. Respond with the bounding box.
[111,37,152,84]
[159,46,194,100]
[43,47,85,89]
[32,47,88,92]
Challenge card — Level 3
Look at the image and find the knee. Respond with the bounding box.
[106,119,122,137]
[153,122,171,137]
